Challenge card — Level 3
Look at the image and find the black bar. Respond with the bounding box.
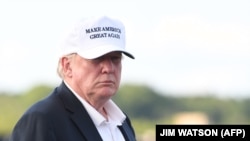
[156,124,250,141]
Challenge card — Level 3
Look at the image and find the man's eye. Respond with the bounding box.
[112,56,122,62]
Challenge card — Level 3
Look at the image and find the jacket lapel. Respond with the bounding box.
[70,111,103,141]
[58,82,103,141]
[118,120,136,141]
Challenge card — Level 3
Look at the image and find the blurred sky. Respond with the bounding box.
[0,0,249,98]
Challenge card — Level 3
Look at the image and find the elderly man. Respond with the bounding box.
[9,16,136,141]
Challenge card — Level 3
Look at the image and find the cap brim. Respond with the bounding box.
[77,45,134,59]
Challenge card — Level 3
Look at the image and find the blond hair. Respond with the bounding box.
[56,53,76,79]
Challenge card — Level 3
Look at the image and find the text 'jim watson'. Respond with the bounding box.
[160,128,244,137]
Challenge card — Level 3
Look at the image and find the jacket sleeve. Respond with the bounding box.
[9,111,56,141]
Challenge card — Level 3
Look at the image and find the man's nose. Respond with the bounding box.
[101,59,114,73]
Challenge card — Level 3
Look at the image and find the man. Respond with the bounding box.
[9,16,136,141]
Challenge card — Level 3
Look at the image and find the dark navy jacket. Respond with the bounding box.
[9,82,136,141]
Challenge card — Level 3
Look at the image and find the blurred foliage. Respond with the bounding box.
[1,83,250,139]
[0,84,54,136]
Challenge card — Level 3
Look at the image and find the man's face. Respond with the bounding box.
[64,51,122,106]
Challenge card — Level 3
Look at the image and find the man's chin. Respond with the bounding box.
[98,88,117,96]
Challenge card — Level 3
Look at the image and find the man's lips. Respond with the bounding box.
[98,80,115,85]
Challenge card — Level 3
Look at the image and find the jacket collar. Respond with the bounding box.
[57,82,136,141]
[58,82,103,141]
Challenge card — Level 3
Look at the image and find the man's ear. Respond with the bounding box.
[61,56,73,78]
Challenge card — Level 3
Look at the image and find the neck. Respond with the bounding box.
[99,107,108,121]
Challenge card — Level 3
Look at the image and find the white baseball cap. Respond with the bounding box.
[58,16,134,59]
